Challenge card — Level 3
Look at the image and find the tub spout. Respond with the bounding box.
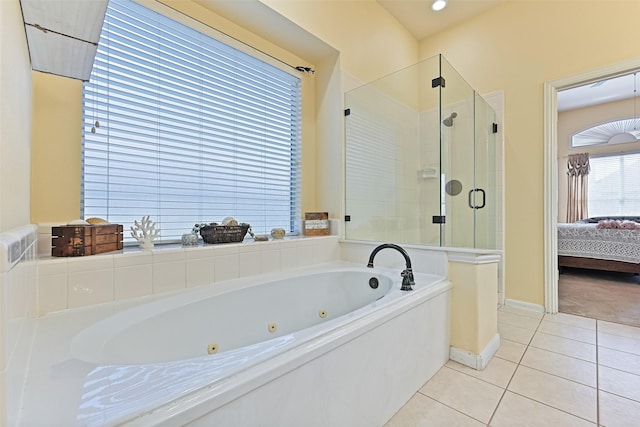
[366,243,414,291]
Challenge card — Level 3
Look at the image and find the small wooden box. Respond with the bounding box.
[51,224,123,257]
[304,212,330,236]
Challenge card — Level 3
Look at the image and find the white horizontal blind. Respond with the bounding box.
[588,153,640,216]
[82,0,302,242]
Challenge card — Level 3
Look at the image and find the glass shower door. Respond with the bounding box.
[345,57,439,245]
[473,92,497,249]
[344,54,499,250]
[439,58,476,248]
[438,59,497,249]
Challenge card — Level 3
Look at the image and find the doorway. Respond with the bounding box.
[543,57,640,314]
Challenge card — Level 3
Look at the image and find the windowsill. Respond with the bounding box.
[37,233,338,261]
[36,219,342,260]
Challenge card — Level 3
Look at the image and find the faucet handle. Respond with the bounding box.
[400,269,414,291]
[401,268,414,280]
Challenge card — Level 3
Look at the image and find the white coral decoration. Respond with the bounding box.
[130,215,160,249]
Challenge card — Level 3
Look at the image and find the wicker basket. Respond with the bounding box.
[199,224,250,244]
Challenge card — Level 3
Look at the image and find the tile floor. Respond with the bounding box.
[386,305,640,426]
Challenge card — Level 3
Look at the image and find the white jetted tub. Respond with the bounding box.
[20,262,451,426]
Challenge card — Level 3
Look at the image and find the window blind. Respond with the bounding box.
[82,0,302,243]
[588,153,640,216]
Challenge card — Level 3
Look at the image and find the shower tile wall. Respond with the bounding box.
[345,90,422,244]
[419,107,442,246]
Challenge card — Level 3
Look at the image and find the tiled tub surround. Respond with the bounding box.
[1,228,452,425]
[0,225,38,427]
[37,235,342,315]
[19,262,451,425]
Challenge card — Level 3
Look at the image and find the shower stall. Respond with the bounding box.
[344,54,500,250]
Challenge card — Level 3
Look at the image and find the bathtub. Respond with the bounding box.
[19,261,451,426]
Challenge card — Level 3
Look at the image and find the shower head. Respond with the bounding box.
[443,112,458,127]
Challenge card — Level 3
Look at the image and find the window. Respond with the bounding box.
[82,0,302,243]
[571,118,640,148]
[588,153,640,216]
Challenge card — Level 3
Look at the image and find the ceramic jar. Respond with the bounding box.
[270,228,286,239]
[181,233,199,246]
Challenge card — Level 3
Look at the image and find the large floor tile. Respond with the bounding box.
[599,391,640,427]
[598,346,640,376]
[598,320,640,341]
[545,312,596,330]
[384,393,484,427]
[598,365,640,403]
[498,323,535,345]
[388,308,640,426]
[490,391,595,427]
[498,305,544,320]
[445,356,517,388]
[494,339,527,363]
[598,331,640,356]
[498,311,541,329]
[520,346,596,387]
[537,320,596,344]
[529,332,596,362]
[507,366,597,422]
[419,366,504,424]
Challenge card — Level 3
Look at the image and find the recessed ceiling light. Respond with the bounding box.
[432,0,447,11]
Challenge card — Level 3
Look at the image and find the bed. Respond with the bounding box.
[557,216,640,274]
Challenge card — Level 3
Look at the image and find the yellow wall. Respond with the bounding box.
[30,73,82,224]
[420,0,640,305]
[449,260,498,354]
[0,0,32,232]
[262,0,418,85]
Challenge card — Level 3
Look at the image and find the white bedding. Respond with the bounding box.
[557,223,640,264]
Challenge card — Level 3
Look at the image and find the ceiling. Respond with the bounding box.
[377,1,638,112]
[377,0,504,40]
[20,0,109,80]
[558,72,639,112]
[200,0,638,112]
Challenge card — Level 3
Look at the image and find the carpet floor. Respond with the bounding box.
[559,267,640,328]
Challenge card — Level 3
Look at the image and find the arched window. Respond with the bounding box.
[571,118,640,147]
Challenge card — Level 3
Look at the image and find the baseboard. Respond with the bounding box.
[504,298,545,313]
[449,334,500,370]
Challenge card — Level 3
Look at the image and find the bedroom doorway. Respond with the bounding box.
[544,57,640,316]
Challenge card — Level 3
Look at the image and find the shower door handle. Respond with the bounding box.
[476,189,486,209]
[468,189,486,209]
